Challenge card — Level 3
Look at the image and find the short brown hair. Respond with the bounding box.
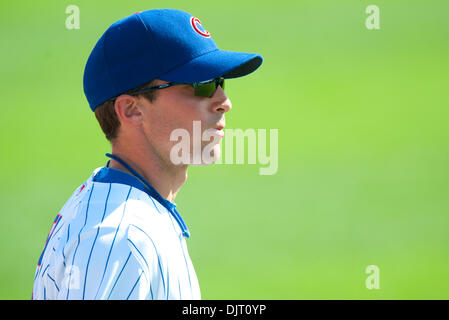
[94,80,158,142]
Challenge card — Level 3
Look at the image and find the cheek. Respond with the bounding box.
[162,97,208,134]
[142,99,201,153]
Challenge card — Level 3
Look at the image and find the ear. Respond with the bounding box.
[114,94,143,127]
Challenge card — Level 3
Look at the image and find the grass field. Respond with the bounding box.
[1,0,448,299]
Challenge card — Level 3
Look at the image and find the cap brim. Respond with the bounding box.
[157,49,263,82]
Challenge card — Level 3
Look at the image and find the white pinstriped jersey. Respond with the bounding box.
[32,165,201,300]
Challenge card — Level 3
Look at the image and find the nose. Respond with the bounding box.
[211,85,232,113]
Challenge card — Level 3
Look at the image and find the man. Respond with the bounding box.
[32,8,262,300]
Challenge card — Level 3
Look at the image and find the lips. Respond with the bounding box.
[207,122,225,138]
[214,121,225,131]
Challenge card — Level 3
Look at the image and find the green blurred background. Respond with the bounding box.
[1,0,448,299]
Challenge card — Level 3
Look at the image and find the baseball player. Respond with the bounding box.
[32,8,262,300]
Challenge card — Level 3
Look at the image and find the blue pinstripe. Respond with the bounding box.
[62,224,70,268]
[127,239,149,270]
[41,264,50,278]
[51,222,65,242]
[47,274,60,292]
[126,271,143,300]
[148,195,161,214]
[34,265,42,281]
[166,267,169,300]
[83,183,112,299]
[127,238,154,299]
[66,184,95,300]
[166,210,193,297]
[128,224,166,298]
[106,252,132,300]
[94,186,132,299]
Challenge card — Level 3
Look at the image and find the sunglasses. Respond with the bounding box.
[129,77,225,98]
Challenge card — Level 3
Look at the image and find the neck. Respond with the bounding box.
[108,140,188,203]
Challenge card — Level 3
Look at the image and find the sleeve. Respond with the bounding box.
[124,224,167,300]
[82,224,167,300]
[92,249,150,300]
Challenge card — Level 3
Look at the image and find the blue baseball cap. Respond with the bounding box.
[83,9,263,111]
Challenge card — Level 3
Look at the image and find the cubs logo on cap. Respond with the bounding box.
[190,17,210,38]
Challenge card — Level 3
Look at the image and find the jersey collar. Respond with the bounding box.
[92,154,190,238]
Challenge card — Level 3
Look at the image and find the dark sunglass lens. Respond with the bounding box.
[193,78,225,97]
[194,81,217,97]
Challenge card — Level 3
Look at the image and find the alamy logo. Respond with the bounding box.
[365,265,380,290]
[65,5,80,30]
[170,121,278,175]
[365,5,380,30]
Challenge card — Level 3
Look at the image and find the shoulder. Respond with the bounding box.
[60,172,166,253]
[62,166,173,258]
[74,176,162,221]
